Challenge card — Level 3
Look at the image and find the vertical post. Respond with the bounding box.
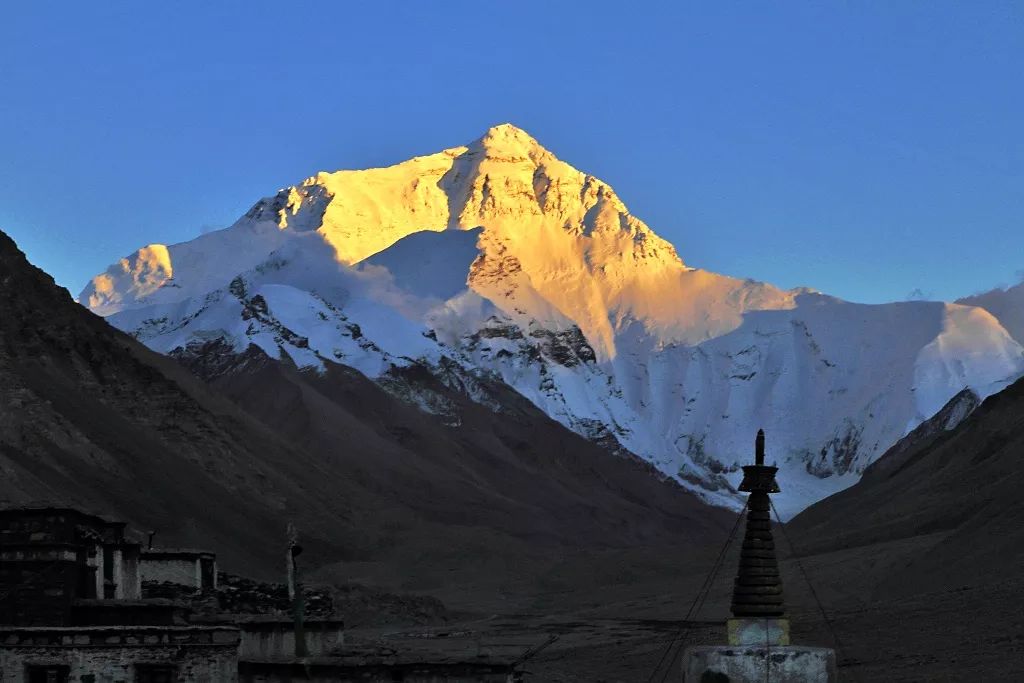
[286,523,308,658]
[285,524,296,601]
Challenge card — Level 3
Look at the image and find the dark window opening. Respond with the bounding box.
[200,557,215,591]
[135,664,177,683]
[26,665,70,683]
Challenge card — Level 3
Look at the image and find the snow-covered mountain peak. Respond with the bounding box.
[80,124,691,333]
[81,243,173,314]
[473,122,548,158]
[958,281,1024,348]
[79,126,1024,515]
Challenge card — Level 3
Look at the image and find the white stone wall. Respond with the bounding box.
[237,623,344,660]
[140,557,201,588]
[90,547,103,599]
[111,548,124,599]
[119,547,141,600]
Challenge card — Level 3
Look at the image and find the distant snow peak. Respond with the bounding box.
[80,124,1024,515]
[82,244,174,316]
[958,281,1024,348]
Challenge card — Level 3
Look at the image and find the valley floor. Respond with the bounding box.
[339,539,1024,682]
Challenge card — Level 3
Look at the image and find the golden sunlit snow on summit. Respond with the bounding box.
[80,125,1024,518]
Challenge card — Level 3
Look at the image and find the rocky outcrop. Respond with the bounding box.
[861,387,980,481]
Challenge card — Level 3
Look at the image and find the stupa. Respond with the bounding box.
[682,430,837,681]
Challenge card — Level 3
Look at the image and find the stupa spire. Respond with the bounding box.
[731,428,785,617]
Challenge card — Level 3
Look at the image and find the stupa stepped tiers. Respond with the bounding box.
[683,431,837,682]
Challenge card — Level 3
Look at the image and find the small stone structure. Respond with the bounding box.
[0,625,239,682]
[683,431,837,682]
[140,548,217,593]
[0,507,142,626]
[0,505,516,681]
[683,647,836,682]
[187,614,346,661]
[234,618,345,660]
[0,507,240,682]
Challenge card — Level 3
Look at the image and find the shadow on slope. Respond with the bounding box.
[174,344,732,611]
[0,228,730,611]
[789,375,1024,600]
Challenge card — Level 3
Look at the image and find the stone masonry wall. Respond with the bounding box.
[0,626,238,682]
[237,621,344,660]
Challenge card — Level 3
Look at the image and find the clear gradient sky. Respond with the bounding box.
[1,2,1021,303]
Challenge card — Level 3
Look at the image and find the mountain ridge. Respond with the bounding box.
[78,124,1024,515]
[2,225,730,604]
[788,372,1024,598]
[957,281,1024,347]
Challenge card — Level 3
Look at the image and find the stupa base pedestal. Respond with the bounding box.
[727,617,790,646]
[682,645,837,682]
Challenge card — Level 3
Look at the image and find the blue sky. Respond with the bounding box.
[1,2,1021,303]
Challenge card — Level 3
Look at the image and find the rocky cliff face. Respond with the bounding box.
[79,125,1024,515]
[859,387,980,481]
[789,373,1024,598]
[0,229,321,572]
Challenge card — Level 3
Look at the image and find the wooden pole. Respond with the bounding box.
[286,523,308,658]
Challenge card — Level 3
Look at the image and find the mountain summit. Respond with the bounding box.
[80,125,1024,514]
